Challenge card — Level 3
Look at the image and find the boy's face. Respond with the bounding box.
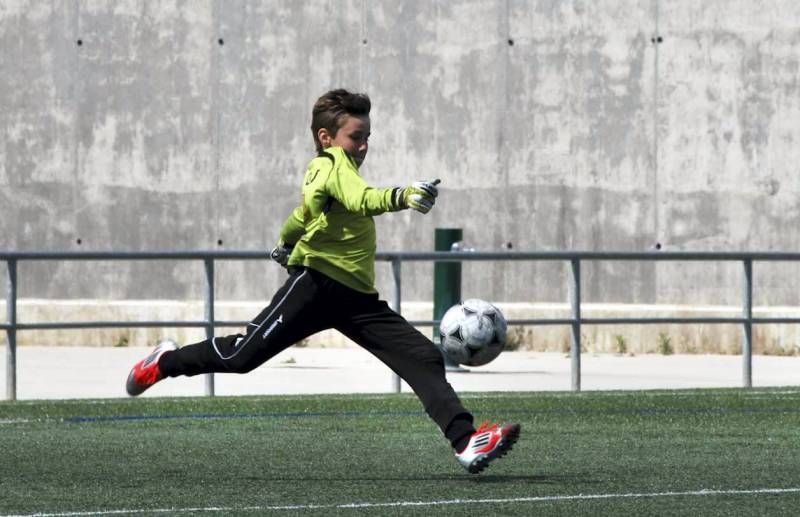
[320,114,370,167]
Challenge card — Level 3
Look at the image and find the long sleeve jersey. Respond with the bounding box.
[279,146,406,293]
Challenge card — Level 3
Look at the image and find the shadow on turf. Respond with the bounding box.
[472,473,595,484]
[235,473,590,484]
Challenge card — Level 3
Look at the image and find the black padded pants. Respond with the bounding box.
[159,267,474,442]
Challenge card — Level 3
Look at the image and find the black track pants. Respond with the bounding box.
[159,267,474,439]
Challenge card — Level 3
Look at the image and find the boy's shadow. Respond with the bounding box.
[471,473,597,485]
[247,473,595,485]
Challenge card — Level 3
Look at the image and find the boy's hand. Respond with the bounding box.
[269,241,294,266]
[402,179,441,214]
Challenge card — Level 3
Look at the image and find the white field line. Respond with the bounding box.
[4,487,800,516]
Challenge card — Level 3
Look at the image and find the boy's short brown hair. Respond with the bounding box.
[311,89,371,153]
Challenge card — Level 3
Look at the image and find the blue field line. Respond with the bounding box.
[63,409,427,424]
[61,405,800,424]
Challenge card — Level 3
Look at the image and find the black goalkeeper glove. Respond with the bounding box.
[269,241,294,266]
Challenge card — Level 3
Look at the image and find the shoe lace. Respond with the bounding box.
[475,421,499,434]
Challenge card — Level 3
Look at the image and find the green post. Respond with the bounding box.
[433,228,466,370]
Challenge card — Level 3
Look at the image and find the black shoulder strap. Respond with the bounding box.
[318,150,335,165]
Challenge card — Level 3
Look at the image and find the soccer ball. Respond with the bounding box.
[439,299,507,366]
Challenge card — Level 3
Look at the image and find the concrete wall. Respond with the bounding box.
[3,1,800,310]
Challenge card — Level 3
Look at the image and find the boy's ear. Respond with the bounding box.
[318,128,333,149]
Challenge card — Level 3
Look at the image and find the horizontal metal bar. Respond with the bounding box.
[406,317,800,327]
[4,317,800,333]
[582,317,746,325]
[581,317,800,325]
[214,320,251,328]
[377,251,800,262]
[11,321,210,330]
[750,318,800,325]
[0,251,270,261]
[407,318,577,327]
[503,318,577,326]
[4,250,800,262]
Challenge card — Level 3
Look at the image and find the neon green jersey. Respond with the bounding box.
[279,147,405,293]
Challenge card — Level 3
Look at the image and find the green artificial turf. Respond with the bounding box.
[2,388,800,516]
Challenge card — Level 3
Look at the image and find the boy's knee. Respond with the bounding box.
[418,343,446,369]
[212,335,258,373]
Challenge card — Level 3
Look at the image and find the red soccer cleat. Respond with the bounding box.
[455,421,521,474]
[125,341,177,396]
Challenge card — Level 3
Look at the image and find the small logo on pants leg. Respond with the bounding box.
[262,314,284,340]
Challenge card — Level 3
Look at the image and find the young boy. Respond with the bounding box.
[126,89,520,474]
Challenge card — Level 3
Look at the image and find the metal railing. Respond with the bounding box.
[4,250,800,400]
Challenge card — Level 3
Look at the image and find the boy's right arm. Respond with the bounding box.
[279,205,305,245]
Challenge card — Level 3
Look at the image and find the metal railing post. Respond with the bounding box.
[390,258,402,393]
[204,258,216,396]
[6,259,17,401]
[742,259,753,388]
[433,228,464,371]
[570,259,582,392]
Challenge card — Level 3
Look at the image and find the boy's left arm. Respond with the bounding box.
[327,156,439,215]
[328,165,402,215]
